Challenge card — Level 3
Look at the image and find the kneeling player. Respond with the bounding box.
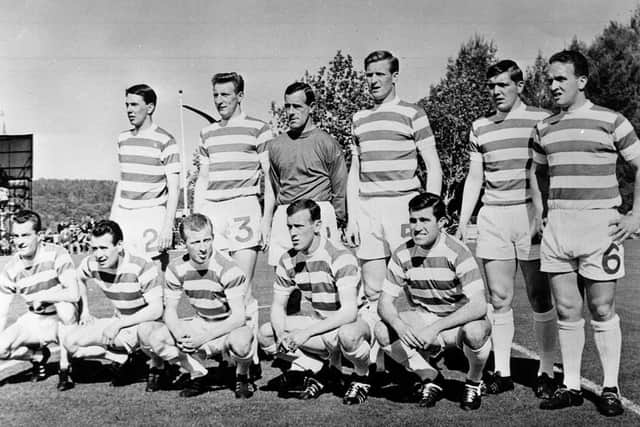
[62,220,164,386]
[0,210,79,390]
[147,213,255,398]
[375,194,491,410]
[258,199,363,401]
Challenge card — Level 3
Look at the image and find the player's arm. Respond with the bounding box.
[345,139,361,247]
[198,293,246,343]
[77,276,92,323]
[193,144,209,212]
[328,140,348,229]
[0,292,14,332]
[378,286,424,350]
[457,159,483,240]
[611,154,640,242]
[109,181,122,218]
[259,150,275,249]
[270,288,290,349]
[31,269,79,304]
[422,288,486,341]
[419,144,443,196]
[159,172,180,251]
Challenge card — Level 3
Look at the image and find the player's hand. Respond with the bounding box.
[157,224,173,251]
[281,330,310,352]
[79,312,95,326]
[395,321,425,350]
[609,213,640,244]
[102,320,122,346]
[259,219,272,251]
[178,330,208,352]
[417,325,441,353]
[344,221,360,248]
[455,223,467,241]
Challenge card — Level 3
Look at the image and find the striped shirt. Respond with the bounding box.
[470,103,550,206]
[533,101,640,210]
[383,233,484,317]
[352,97,435,197]
[274,237,364,319]
[0,243,75,314]
[78,251,162,316]
[117,123,181,209]
[164,250,247,321]
[198,113,272,201]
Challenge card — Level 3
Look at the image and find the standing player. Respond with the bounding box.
[111,84,181,266]
[376,194,491,410]
[194,72,272,310]
[262,82,347,267]
[532,50,640,416]
[147,213,256,398]
[62,220,164,388]
[456,60,557,398]
[258,199,366,402]
[0,210,79,390]
[345,49,443,327]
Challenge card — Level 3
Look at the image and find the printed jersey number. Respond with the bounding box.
[401,223,412,239]
[234,216,254,243]
[602,243,621,275]
[143,228,159,253]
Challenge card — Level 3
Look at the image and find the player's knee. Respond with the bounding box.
[258,322,275,349]
[588,299,615,322]
[374,321,392,347]
[137,322,161,346]
[62,329,80,354]
[338,323,364,352]
[56,303,78,325]
[461,320,491,349]
[228,327,254,358]
[488,287,513,311]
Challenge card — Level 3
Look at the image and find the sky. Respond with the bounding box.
[0,0,638,181]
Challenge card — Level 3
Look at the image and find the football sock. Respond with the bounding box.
[464,339,491,383]
[382,340,438,382]
[533,308,558,377]
[341,340,371,377]
[105,350,129,365]
[261,343,277,357]
[557,319,585,390]
[592,315,621,390]
[491,309,514,376]
[57,323,71,370]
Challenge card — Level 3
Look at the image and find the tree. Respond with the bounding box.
[523,51,555,110]
[419,35,498,213]
[270,50,373,161]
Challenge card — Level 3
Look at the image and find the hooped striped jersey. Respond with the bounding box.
[198,113,272,201]
[352,97,435,197]
[274,237,365,319]
[78,251,162,316]
[117,123,181,209]
[383,233,484,317]
[0,243,75,314]
[469,103,550,206]
[164,250,247,321]
[532,101,640,210]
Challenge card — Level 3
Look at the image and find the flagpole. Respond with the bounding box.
[178,90,189,215]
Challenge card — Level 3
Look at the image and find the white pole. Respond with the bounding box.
[178,90,189,215]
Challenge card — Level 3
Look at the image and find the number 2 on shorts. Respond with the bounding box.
[602,243,621,275]
[143,228,159,253]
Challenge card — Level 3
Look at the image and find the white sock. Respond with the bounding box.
[533,308,558,377]
[491,309,514,376]
[592,315,621,390]
[341,341,371,377]
[464,340,491,383]
[289,350,325,373]
[557,319,585,391]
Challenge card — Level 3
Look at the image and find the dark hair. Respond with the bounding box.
[286,199,321,222]
[408,193,447,220]
[13,210,41,232]
[212,72,245,94]
[486,59,523,83]
[92,220,123,245]
[125,84,157,106]
[364,50,399,74]
[549,50,589,78]
[285,82,316,105]
[180,213,213,241]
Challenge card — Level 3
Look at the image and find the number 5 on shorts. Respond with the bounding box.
[602,243,621,275]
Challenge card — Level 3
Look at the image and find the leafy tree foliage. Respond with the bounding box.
[523,51,555,111]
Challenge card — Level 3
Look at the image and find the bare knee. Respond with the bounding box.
[56,303,78,325]
[587,299,615,322]
[337,323,366,352]
[228,327,254,358]
[462,320,491,349]
[258,322,275,349]
[137,322,162,346]
[374,321,392,347]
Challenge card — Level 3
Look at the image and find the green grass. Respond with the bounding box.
[1,245,640,426]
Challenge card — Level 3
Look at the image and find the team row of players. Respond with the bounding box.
[3,48,640,416]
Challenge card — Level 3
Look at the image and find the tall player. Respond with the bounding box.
[194,72,272,314]
[376,194,491,410]
[533,50,640,416]
[110,84,181,266]
[147,213,255,398]
[62,220,164,388]
[263,82,347,267]
[0,210,79,390]
[456,60,557,398]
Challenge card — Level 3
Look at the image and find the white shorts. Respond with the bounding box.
[111,205,166,260]
[356,193,417,260]
[268,201,340,266]
[179,316,257,361]
[476,203,540,261]
[0,312,60,348]
[541,209,624,281]
[197,196,261,252]
[82,318,141,352]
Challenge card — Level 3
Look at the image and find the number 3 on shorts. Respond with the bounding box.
[602,243,621,275]
[234,216,254,243]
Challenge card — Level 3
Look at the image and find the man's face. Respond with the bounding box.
[287,209,320,252]
[284,90,313,131]
[548,61,586,109]
[184,226,214,266]
[409,207,443,247]
[12,221,39,259]
[487,71,523,113]
[365,60,397,103]
[125,93,153,129]
[213,82,243,120]
[90,233,121,269]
